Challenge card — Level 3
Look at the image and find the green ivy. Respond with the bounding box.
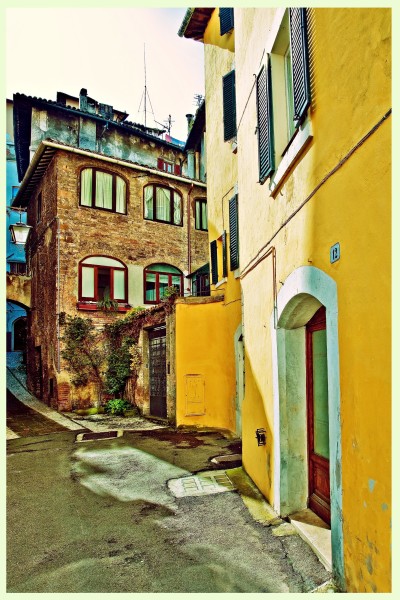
[61,316,103,387]
[104,336,135,395]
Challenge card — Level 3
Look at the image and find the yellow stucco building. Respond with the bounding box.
[179,7,391,593]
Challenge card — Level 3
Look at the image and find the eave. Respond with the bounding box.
[178,8,214,41]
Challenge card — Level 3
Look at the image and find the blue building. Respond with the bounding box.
[6,98,27,354]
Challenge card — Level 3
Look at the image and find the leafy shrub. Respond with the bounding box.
[104,398,131,416]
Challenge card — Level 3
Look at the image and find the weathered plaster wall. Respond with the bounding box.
[234,7,391,592]
[29,107,187,175]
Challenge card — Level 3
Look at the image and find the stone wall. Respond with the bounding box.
[26,149,208,410]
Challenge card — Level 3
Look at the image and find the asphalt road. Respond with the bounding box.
[7,427,331,593]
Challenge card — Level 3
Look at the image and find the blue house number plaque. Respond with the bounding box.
[330,242,340,263]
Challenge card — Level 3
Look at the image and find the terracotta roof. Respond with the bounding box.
[178,8,214,41]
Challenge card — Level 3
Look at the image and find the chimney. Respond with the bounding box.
[80,88,88,111]
[186,113,194,133]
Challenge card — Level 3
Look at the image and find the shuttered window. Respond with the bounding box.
[289,8,311,123]
[223,70,237,141]
[219,8,234,35]
[229,195,239,271]
[256,60,274,183]
[210,240,218,285]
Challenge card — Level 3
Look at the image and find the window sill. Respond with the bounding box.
[215,278,227,289]
[77,302,130,313]
[269,117,313,196]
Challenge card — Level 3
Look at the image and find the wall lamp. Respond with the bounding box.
[256,428,267,446]
[9,207,32,245]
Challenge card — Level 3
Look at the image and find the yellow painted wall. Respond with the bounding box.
[175,299,237,431]
[234,7,391,593]
[174,8,242,436]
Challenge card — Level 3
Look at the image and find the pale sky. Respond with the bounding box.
[6,7,205,142]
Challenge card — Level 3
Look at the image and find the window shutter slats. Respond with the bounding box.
[256,60,274,182]
[289,7,311,123]
[219,8,234,35]
[223,70,237,141]
[210,240,218,285]
[229,195,239,271]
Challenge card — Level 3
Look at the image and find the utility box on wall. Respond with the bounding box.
[184,374,205,416]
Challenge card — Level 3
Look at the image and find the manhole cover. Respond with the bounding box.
[168,470,235,498]
[75,430,123,443]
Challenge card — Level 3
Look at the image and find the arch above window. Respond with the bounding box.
[78,255,128,308]
[144,263,183,304]
[80,168,127,214]
[144,184,182,226]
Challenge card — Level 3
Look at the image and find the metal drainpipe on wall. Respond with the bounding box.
[56,216,61,373]
[187,183,194,282]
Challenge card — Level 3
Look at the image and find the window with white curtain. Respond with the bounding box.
[80,168,127,214]
[79,256,128,304]
[143,184,182,226]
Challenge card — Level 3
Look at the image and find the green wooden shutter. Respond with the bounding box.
[256,60,274,183]
[229,195,239,271]
[219,8,234,35]
[223,70,237,141]
[289,7,311,123]
[210,240,218,284]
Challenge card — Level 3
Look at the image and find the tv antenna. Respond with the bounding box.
[137,44,156,127]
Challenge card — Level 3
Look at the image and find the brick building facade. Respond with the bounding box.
[15,140,207,410]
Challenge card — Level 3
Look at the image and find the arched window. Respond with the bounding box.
[80,168,127,214]
[79,256,127,305]
[144,184,182,226]
[144,263,183,304]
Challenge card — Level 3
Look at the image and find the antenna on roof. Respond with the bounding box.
[137,43,156,128]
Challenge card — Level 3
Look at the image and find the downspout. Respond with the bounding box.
[56,216,61,372]
[240,246,277,328]
[187,183,194,286]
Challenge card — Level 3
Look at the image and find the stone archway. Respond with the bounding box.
[270,266,344,588]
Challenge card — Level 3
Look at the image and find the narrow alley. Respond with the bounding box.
[6,363,335,594]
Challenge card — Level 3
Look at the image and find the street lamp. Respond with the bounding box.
[9,207,32,245]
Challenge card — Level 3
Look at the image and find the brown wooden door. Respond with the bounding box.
[306,306,330,524]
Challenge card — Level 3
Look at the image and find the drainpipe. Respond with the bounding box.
[187,183,194,287]
[56,216,61,372]
[240,246,278,328]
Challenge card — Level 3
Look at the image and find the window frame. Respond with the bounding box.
[143,263,184,305]
[78,255,128,305]
[194,198,208,231]
[143,184,183,227]
[79,167,128,215]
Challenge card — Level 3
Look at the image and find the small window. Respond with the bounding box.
[195,199,208,231]
[144,263,183,304]
[144,184,182,226]
[9,262,27,275]
[157,158,181,175]
[37,192,42,223]
[223,70,237,142]
[80,168,127,214]
[79,256,127,304]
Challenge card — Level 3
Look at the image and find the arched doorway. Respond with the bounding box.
[13,316,27,352]
[271,266,344,587]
